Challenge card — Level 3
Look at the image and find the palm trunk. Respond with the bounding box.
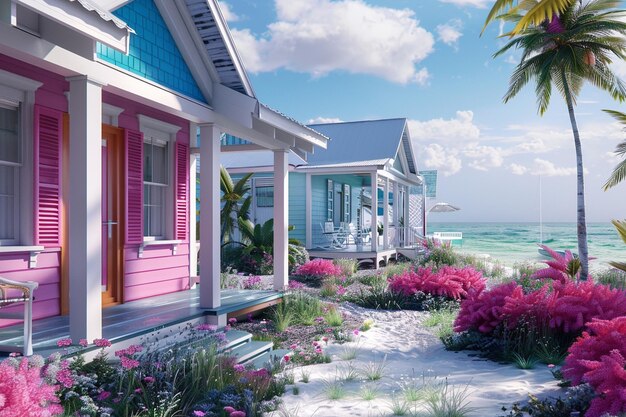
[562,70,589,280]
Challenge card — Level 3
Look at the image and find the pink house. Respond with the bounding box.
[0,0,327,355]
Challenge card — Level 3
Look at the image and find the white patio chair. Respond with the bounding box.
[0,277,39,356]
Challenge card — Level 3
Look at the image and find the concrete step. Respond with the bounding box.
[229,340,273,363]
[248,348,293,370]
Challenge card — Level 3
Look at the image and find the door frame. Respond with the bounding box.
[101,125,124,306]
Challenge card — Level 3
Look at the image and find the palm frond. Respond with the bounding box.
[512,0,577,35]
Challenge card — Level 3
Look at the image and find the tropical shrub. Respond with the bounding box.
[454,282,519,334]
[532,245,581,283]
[388,266,485,301]
[563,317,626,417]
[289,245,309,274]
[0,355,63,416]
[293,259,342,286]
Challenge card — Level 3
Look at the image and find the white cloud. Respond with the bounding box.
[230,0,435,84]
[437,19,463,47]
[533,159,578,177]
[463,143,504,170]
[218,1,239,22]
[409,110,480,142]
[504,55,518,65]
[308,116,344,124]
[422,144,462,176]
[439,0,491,8]
[509,163,528,175]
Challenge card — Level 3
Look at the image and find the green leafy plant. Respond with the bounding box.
[219,167,252,244]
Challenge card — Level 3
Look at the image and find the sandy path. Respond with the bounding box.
[271,304,563,417]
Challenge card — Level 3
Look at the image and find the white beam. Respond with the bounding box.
[68,75,103,341]
[199,124,221,308]
[383,177,389,249]
[305,173,312,249]
[189,123,198,282]
[273,150,289,290]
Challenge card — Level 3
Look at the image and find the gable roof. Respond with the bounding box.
[307,118,417,174]
[183,0,254,96]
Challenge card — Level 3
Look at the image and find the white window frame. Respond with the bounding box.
[0,69,41,247]
[138,114,180,242]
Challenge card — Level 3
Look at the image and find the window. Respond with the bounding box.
[326,179,333,222]
[256,186,273,207]
[143,138,168,238]
[343,184,351,223]
[0,103,20,244]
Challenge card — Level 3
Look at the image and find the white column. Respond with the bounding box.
[273,149,289,290]
[370,172,377,252]
[189,124,198,282]
[199,124,221,308]
[305,173,312,249]
[67,75,104,342]
[383,177,389,249]
[393,181,400,247]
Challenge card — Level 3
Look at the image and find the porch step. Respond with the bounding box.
[396,247,426,260]
[229,340,273,363]
[249,348,292,370]
[221,330,252,351]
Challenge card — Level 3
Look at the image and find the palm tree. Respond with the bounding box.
[601,109,626,189]
[220,167,252,243]
[609,219,626,272]
[494,0,626,280]
[484,0,577,35]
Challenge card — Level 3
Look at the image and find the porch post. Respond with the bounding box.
[393,181,399,246]
[305,173,312,249]
[383,177,389,249]
[273,149,289,290]
[199,124,221,308]
[67,75,104,341]
[370,172,377,251]
[189,124,198,282]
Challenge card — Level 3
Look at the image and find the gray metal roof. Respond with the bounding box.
[184,0,253,96]
[69,0,134,32]
[297,158,390,170]
[307,118,415,172]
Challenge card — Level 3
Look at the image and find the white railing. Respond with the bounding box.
[431,232,463,241]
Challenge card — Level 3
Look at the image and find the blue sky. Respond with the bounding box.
[220,0,626,223]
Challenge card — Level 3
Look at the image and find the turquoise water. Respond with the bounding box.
[428,222,625,271]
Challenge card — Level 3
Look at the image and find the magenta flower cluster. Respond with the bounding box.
[295,259,342,279]
[388,266,485,300]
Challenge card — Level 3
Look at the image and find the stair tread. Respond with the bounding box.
[222,330,252,349]
[248,348,293,369]
[228,340,273,363]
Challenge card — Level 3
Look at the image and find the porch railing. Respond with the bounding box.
[379,226,425,250]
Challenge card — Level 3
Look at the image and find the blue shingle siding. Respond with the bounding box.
[96,0,206,102]
[288,173,306,244]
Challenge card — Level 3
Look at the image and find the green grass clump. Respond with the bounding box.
[283,291,324,326]
[333,258,357,278]
[425,381,475,417]
[322,379,347,400]
[596,268,626,290]
[360,355,387,381]
[324,305,344,327]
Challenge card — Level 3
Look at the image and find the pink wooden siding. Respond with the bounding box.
[125,129,144,244]
[175,141,189,241]
[34,105,63,246]
[0,251,61,326]
[123,243,190,301]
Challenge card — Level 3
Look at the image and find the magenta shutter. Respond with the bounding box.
[125,129,144,244]
[174,141,188,241]
[34,105,62,246]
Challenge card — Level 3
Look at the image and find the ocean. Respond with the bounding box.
[427,222,625,271]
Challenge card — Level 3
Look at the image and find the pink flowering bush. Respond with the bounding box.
[388,266,485,300]
[454,282,519,333]
[0,356,63,416]
[532,245,581,283]
[294,259,342,286]
[563,317,626,417]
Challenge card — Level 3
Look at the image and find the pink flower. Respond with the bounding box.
[231,412,246,417]
[223,406,236,414]
[93,338,111,347]
[196,324,218,331]
[56,368,74,388]
[326,328,333,333]
[322,337,329,343]
[547,364,555,369]
[56,338,72,347]
[8,352,20,357]
[134,388,142,394]
[353,329,360,336]
[283,355,290,363]
[120,356,140,370]
[289,344,298,350]
[315,348,322,354]
[97,391,111,401]
[78,339,89,347]
[143,376,155,384]
[312,341,319,347]
[228,318,238,325]
[233,364,245,372]
[193,412,206,417]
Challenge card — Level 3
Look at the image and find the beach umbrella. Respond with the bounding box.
[428,202,461,213]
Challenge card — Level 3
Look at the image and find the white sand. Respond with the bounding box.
[272,304,563,417]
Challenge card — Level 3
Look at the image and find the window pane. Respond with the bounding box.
[152,143,168,185]
[0,106,19,164]
[0,165,15,239]
[143,184,163,237]
[143,143,152,182]
[256,186,273,207]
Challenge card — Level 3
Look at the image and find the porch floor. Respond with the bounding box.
[0,288,281,357]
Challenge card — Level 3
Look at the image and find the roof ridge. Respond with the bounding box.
[308,117,406,127]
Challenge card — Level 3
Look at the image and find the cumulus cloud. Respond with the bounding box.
[409,110,480,142]
[509,163,528,175]
[308,116,344,124]
[439,0,491,8]
[533,159,579,176]
[422,144,462,176]
[230,0,435,84]
[437,19,463,47]
[463,143,504,171]
[218,1,239,22]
